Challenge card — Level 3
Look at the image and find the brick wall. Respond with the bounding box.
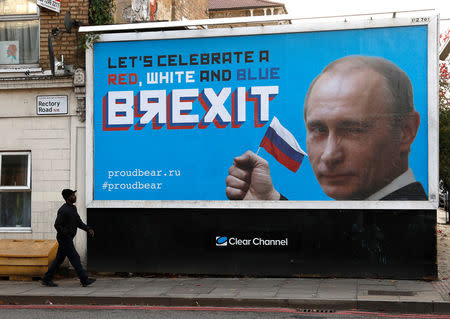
[155,0,172,21]
[114,0,171,23]
[114,0,207,24]
[209,6,286,19]
[208,6,288,28]
[39,0,89,70]
[38,1,288,71]
[173,0,208,20]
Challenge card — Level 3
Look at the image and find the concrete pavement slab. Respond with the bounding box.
[167,286,215,294]
[0,276,449,314]
[277,287,318,294]
[321,278,358,285]
[237,287,280,298]
[395,283,437,291]
[358,279,396,285]
[365,286,410,293]
[398,291,444,302]
[283,278,324,286]
[196,287,240,297]
[275,292,319,299]
[0,285,35,295]
[1,288,36,295]
[433,280,450,300]
[244,279,287,287]
[208,279,259,288]
[126,285,174,296]
[357,295,401,302]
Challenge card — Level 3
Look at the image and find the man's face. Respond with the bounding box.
[69,193,77,203]
[305,68,403,200]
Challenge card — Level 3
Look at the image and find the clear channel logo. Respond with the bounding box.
[215,235,288,247]
[216,236,228,246]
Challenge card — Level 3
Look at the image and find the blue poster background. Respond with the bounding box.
[93,25,428,200]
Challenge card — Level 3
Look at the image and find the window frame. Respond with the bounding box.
[0,2,40,70]
[0,151,32,232]
[0,151,31,190]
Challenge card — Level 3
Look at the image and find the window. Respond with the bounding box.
[0,152,31,228]
[0,0,39,67]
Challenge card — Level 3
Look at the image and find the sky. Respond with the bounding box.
[279,0,450,33]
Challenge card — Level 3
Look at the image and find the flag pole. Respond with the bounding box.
[256,147,261,155]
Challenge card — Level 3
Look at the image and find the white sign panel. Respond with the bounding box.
[37,0,61,13]
[36,96,68,115]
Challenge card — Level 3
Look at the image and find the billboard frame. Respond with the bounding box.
[85,15,439,210]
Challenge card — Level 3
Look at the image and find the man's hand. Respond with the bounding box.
[88,229,95,238]
[225,150,280,200]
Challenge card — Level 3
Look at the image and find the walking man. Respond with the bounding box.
[42,189,96,287]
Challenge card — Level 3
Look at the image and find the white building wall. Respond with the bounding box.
[0,79,87,264]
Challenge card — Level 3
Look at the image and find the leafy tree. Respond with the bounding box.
[89,0,115,25]
[79,0,115,50]
[440,30,450,191]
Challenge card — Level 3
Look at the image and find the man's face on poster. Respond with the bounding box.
[304,68,405,200]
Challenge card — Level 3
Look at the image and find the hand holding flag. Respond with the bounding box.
[226,151,280,200]
[225,117,306,201]
[259,117,307,172]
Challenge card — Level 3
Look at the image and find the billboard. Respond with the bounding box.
[87,16,439,209]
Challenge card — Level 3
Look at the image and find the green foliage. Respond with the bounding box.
[89,0,115,25]
[440,81,450,191]
[78,0,114,52]
[79,33,100,50]
[440,31,450,191]
[441,107,450,191]
[440,30,450,191]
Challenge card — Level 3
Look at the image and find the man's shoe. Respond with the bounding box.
[81,278,96,287]
[41,280,58,287]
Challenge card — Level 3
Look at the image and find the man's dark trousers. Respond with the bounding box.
[43,234,88,283]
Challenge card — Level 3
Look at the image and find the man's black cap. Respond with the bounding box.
[62,189,77,200]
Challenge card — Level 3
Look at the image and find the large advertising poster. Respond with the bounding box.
[91,20,436,205]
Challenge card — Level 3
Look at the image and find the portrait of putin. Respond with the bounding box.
[225,55,427,201]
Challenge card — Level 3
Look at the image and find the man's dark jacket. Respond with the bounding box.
[54,203,90,240]
[380,182,427,200]
[279,182,427,201]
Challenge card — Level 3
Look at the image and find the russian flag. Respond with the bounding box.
[259,117,307,172]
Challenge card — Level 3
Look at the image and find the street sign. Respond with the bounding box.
[36,95,68,115]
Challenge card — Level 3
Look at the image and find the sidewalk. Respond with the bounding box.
[0,209,449,314]
[0,276,449,314]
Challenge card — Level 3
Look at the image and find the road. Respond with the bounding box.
[0,306,448,319]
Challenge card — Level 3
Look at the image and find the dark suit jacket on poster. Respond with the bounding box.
[380,182,427,201]
[279,182,427,201]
